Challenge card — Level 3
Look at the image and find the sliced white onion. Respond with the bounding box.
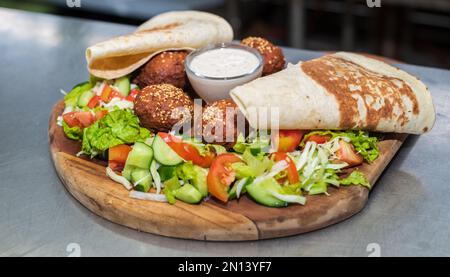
[150,161,162,194]
[252,160,288,185]
[235,178,248,198]
[129,190,167,202]
[133,173,151,187]
[106,167,132,190]
[296,141,312,171]
[60,89,68,95]
[62,106,73,115]
[325,163,348,170]
[270,191,306,205]
[56,116,63,126]
[104,97,133,110]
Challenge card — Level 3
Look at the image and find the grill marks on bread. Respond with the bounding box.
[301,56,419,129]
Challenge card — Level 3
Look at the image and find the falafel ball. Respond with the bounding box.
[201,99,245,149]
[134,84,194,133]
[132,51,188,89]
[241,37,285,76]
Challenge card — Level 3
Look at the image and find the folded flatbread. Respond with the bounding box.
[230,52,435,134]
[86,11,233,79]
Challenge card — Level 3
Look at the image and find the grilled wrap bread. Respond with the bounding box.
[86,11,233,79]
[230,52,435,134]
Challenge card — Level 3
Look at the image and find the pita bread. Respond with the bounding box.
[86,11,233,79]
[230,52,435,134]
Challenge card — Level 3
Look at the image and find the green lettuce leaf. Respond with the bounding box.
[81,109,151,158]
[301,130,380,162]
[62,121,82,141]
[233,133,271,154]
[340,170,371,188]
[176,162,208,197]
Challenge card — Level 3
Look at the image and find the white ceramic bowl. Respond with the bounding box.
[185,43,263,103]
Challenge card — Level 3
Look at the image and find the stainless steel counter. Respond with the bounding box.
[0,8,449,257]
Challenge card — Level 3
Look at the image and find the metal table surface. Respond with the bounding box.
[0,8,449,257]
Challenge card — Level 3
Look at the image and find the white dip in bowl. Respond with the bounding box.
[185,43,263,103]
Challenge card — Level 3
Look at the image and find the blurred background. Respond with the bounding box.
[1,0,450,68]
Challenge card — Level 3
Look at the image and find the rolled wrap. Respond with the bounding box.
[230,52,435,134]
[86,11,233,79]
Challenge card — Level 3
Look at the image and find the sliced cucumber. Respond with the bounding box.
[122,163,134,181]
[125,142,153,169]
[131,168,152,192]
[114,76,130,97]
[77,89,94,107]
[174,183,203,204]
[246,178,287,207]
[191,165,208,197]
[152,135,183,166]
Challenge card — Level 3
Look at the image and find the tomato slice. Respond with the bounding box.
[62,112,80,128]
[74,111,95,128]
[87,95,101,109]
[100,85,112,102]
[336,140,363,167]
[305,134,331,144]
[126,89,139,102]
[270,152,300,184]
[94,109,108,121]
[207,153,242,202]
[158,132,216,168]
[108,144,132,172]
[273,130,306,152]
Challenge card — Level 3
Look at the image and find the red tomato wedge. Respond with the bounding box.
[62,112,80,128]
[94,109,108,121]
[126,89,139,102]
[158,132,216,168]
[207,153,242,202]
[63,110,106,129]
[108,144,132,172]
[74,111,95,128]
[87,95,101,109]
[100,85,123,103]
[273,130,305,152]
[270,152,300,184]
[305,134,331,144]
[336,140,363,167]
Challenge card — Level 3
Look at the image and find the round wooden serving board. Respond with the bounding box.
[49,101,407,241]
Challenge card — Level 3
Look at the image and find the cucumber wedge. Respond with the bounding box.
[152,135,183,166]
[114,76,130,97]
[77,89,94,107]
[174,184,203,204]
[246,178,287,207]
[125,142,153,169]
[122,163,134,181]
[131,168,152,192]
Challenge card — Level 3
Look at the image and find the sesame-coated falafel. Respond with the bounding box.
[134,84,193,132]
[241,37,285,76]
[132,51,189,89]
[201,99,244,149]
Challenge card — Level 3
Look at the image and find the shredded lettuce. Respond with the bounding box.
[81,109,151,158]
[62,121,82,140]
[301,130,380,162]
[340,170,371,188]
